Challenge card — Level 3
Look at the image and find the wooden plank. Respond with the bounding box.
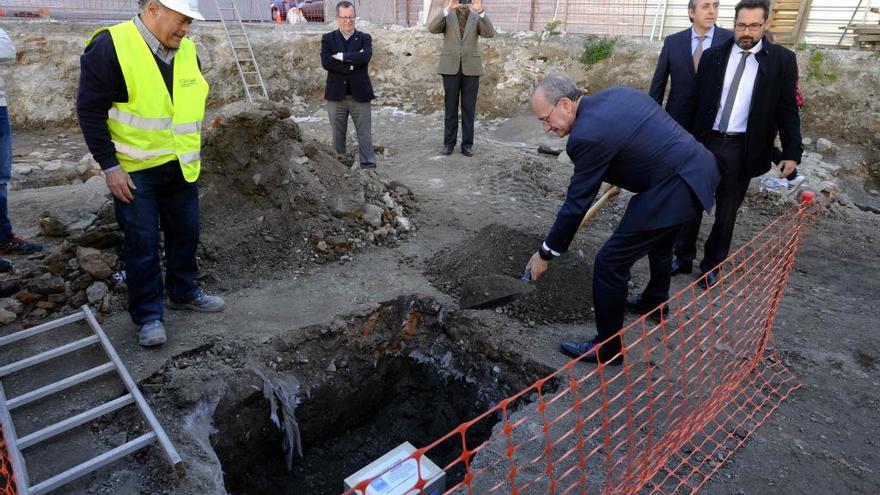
[855,34,880,41]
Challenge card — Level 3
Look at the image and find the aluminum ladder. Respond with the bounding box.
[213,0,269,102]
[0,306,181,495]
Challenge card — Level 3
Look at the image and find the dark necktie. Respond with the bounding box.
[693,36,707,71]
[457,8,469,38]
[717,51,751,133]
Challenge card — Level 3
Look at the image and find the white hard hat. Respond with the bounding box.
[157,0,205,21]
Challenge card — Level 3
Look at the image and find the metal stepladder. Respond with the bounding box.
[0,306,181,495]
[213,0,269,102]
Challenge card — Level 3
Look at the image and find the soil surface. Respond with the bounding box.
[0,106,877,495]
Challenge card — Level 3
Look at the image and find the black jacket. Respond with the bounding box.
[648,26,732,127]
[320,29,375,103]
[686,38,802,178]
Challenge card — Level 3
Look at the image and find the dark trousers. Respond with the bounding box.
[0,106,12,242]
[113,162,200,325]
[673,134,750,273]
[593,223,684,349]
[441,70,479,148]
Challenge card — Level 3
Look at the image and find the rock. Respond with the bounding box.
[802,137,812,146]
[37,208,97,237]
[395,216,413,232]
[326,235,350,249]
[316,240,329,253]
[0,298,23,315]
[74,225,122,249]
[15,290,40,304]
[77,247,113,280]
[86,282,109,304]
[71,273,93,292]
[48,293,66,304]
[35,300,56,310]
[43,244,74,276]
[28,274,66,295]
[360,204,384,228]
[70,291,88,308]
[252,173,262,185]
[816,138,836,154]
[0,309,16,325]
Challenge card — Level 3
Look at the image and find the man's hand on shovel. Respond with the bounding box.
[525,252,550,281]
[522,185,622,282]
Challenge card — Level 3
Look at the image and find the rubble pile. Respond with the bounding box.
[197,101,417,283]
[0,181,125,325]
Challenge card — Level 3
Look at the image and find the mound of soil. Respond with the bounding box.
[199,101,417,286]
[426,224,594,324]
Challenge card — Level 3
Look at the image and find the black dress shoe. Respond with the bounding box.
[699,270,720,289]
[461,146,473,157]
[626,294,670,320]
[670,258,693,276]
[559,339,623,365]
[441,145,454,156]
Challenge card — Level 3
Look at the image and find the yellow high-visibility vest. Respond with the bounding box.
[87,20,208,182]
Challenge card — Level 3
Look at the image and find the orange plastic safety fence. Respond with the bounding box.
[345,198,819,495]
[0,425,18,495]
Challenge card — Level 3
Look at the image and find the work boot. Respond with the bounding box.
[0,235,42,255]
[138,321,167,347]
[168,288,226,312]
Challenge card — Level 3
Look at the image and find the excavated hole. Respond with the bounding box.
[211,356,499,495]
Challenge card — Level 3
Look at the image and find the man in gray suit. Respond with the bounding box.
[427,0,494,157]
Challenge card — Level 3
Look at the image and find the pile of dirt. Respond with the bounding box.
[426,224,594,324]
[198,101,417,285]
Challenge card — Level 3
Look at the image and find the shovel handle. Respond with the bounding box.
[579,186,621,228]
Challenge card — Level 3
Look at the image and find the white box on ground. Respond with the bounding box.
[343,441,446,495]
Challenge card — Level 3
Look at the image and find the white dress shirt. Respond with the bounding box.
[713,40,762,133]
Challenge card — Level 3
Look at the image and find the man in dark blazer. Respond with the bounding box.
[649,0,732,127]
[677,0,802,287]
[427,0,494,157]
[321,1,376,169]
[525,75,721,365]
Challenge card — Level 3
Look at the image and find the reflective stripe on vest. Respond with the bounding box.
[88,21,209,182]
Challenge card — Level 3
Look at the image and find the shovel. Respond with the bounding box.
[459,186,621,309]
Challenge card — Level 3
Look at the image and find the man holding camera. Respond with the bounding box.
[427,0,494,157]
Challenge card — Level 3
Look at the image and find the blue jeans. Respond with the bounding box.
[113,162,200,325]
[0,106,13,242]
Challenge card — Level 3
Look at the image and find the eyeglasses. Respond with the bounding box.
[337,16,356,20]
[734,22,763,31]
[539,101,560,124]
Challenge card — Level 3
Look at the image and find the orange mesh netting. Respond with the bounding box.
[0,425,17,495]
[345,196,819,495]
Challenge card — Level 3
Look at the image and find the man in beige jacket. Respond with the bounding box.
[427,0,494,157]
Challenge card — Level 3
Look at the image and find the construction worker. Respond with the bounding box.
[76,0,224,347]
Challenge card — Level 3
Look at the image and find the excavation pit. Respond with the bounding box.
[211,356,499,495]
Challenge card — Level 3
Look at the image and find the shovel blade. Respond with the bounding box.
[460,274,533,310]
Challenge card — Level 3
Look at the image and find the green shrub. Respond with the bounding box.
[580,38,616,67]
[806,50,838,82]
[543,19,562,37]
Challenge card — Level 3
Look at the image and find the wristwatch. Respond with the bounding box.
[538,245,555,261]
